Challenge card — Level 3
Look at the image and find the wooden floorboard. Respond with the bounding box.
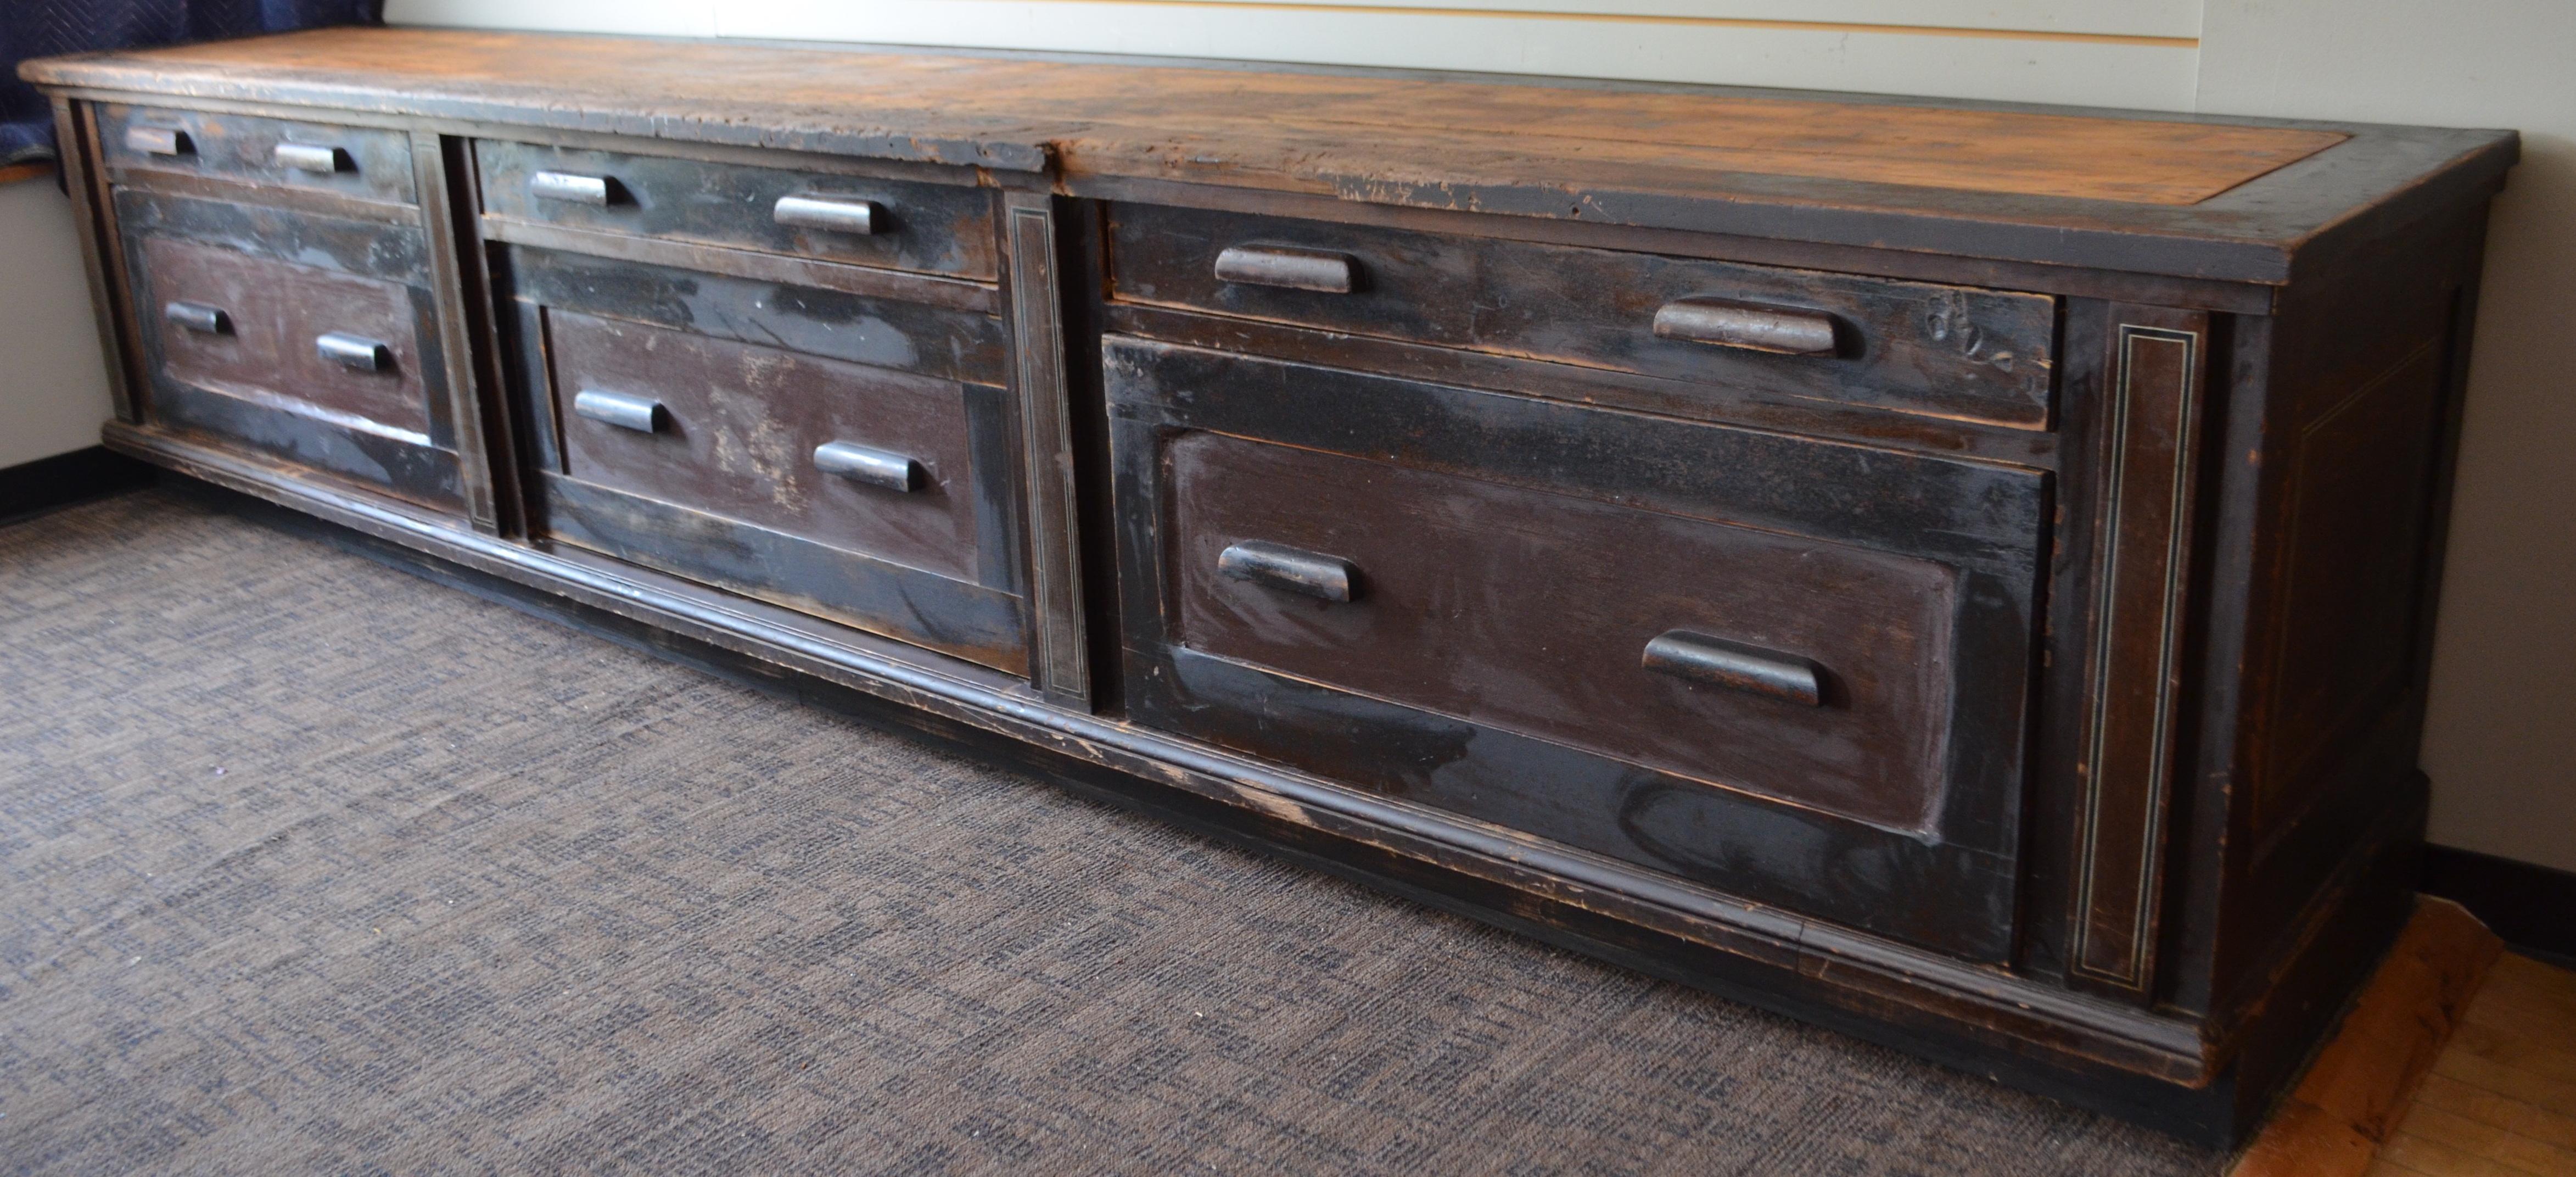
[2233,899,2576,1177]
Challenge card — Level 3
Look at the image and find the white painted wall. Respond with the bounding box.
[5,0,2568,867]
[0,177,114,468]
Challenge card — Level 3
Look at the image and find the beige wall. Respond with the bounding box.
[0,176,115,468]
[5,0,2568,867]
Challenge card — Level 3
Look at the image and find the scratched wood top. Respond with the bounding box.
[24,27,2518,283]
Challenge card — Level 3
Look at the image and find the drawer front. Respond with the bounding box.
[99,104,417,204]
[1108,338,2045,958]
[547,311,984,584]
[500,247,1028,674]
[117,189,458,508]
[475,141,999,280]
[1110,204,2057,428]
[144,236,432,439]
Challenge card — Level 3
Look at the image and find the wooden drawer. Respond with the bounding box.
[1108,337,2045,958]
[116,188,459,508]
[500,246,1027,674]
[1109,204,2058,428]
[475,141,999,280]
[98,104,416,204]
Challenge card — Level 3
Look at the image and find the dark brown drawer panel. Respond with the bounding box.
[98,103,416,204]
[546,310,983,584]
[1109,204,2057,428]
[115,188,458,509]
[1108,338,2043,959]
[1166,431,1959,833]
[475,141,998,280]
[144,236,432,440]
[499,237,1033,674]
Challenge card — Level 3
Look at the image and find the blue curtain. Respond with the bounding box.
[3,0,382,166]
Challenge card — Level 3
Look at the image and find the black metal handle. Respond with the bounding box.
[1642,630,1823,706]
[315,332,390,372]
[1218,541,1356,603]
[1651,298,1838,356]
[164,302,231,334]
[813,440,921,491]
[530,170,613,205]
[124,126,191,156]
[273,143,348,174]
[572,389,664,433]
[1213,246,1358,294]
[774,195,881,235]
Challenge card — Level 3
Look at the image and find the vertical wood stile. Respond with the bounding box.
[2070,305,2211,997]
[1005,191,1092,707]
[52,98,140,425]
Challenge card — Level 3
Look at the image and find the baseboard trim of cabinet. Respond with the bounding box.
[2226,897,2501,1177]
[121,420,2376,1146]
[0,444,155,527]
[2422,845,2576,967]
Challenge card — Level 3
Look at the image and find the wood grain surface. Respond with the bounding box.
[28,28,2347,203]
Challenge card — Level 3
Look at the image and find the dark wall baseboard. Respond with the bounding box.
[0,445,155,526]
[2423,844,2576,966]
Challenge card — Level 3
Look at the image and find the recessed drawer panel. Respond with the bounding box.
[144,237,432,440]
[98,104,416,204]
[1108,337,2045,958]
[116,188,458,509]
[546,310,983,584]
[475,141,999,280]
[499,246,1032,676]
[1166,431,1961,833]
[1109,204,2057,428]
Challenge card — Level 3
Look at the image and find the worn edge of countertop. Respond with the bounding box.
[21,27,2522,287]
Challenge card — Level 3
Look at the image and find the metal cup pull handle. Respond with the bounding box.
[273,143,349,174]
[530,171,614,205]
[572,389,664,433]
[1642,630,1824,706]
[125,126,192,156]
[774,195,881,236]
[1213,246,1359,294]
[316,332,391,372]
[165,302,231,334]
[1218,540,1357,603]
[813,440,921,492]
[1651,298,1839,356]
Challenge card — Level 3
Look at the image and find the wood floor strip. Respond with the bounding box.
[2378,1129,2538,1177]
[2229,898,2502,1177]
[2448,1022,2576,1087]
[2434,1049,2576,1120]
[2390,1103,2576,1177]
[2409,1072,2576,1152]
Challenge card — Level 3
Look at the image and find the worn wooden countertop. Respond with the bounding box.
[24,27,2517,284]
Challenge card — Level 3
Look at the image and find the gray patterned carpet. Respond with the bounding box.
[0,487,2222,1175]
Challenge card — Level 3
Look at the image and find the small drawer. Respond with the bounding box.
[144,236,432,439]
[509,292,1028,674]
[1108,338,2044,958]
[546,310,984,585]
[1110,204,2058,428]
[116,188,459,510]
[98,104,416,204]
[475,141,999,280]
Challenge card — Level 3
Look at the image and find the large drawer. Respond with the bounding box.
[1107,338,2046,959]
[116,188,460,508]
[98,103,417,205]
[1109,204,2058,428]
[475,141,999,280]
[501,245,1028,674]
